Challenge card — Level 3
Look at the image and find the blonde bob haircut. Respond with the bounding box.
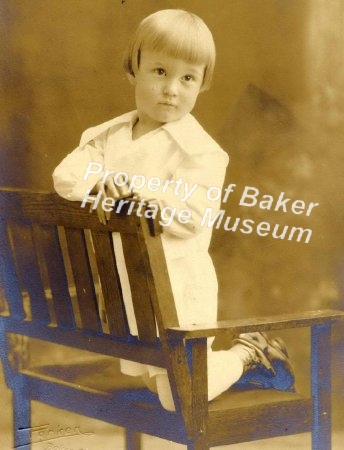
[123,9,216,92]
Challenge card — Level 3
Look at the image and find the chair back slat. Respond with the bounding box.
[0,189,176,357]
[33,224,75,329]
[138,219,180,335]
[0,220,25,320]
[8,222,51,324]
[90,229,129,338]
[64,227,101,332]
[121,232,158,344]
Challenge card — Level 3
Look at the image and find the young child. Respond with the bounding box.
[53,9,294,411]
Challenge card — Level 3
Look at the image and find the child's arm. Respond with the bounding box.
[53,133,106,201]
[157,149,229,238]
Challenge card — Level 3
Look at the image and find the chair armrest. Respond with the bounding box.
[166,309,344,340]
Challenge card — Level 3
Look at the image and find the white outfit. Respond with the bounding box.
[53,111,242,410]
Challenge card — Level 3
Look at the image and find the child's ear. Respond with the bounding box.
[126,72,136,86]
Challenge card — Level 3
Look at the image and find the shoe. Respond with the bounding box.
[232,332,295,392]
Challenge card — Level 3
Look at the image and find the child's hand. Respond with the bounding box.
[104,176,129,200]
[91,177,141,224]
[91,180,109,225]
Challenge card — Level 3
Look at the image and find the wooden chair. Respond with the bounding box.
[0,187,343,450]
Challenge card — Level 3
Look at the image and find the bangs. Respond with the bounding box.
[142,19,214,67]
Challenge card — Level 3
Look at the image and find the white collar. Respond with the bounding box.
[80,110,224,157]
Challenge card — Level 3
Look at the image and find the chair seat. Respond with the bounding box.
[21,355,313,446]
[25,354,309,408]
[210,386,306,410]
[24,355,310,403]
[24,355,306,402]
[208,385,313,446]
[24,355,146,393]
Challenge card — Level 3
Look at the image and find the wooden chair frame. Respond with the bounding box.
[0,187,343,450]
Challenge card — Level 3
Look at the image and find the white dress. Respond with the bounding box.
[53,110,229,380]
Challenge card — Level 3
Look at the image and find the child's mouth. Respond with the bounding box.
[159,102,177,108]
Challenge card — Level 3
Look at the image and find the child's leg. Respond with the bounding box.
[142,372,158,393]
[152,333,295,411]
[207,344,245,400]
[153,340,245,411]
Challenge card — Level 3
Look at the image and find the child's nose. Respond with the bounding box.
[163,79,178,96]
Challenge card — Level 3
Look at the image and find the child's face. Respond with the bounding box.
[129,50,205,129]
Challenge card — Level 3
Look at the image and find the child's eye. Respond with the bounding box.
[154,68,166,76]
[182,74,195,82]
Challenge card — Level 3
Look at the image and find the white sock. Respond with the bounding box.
[207,346,246,401]
[154,344,255,409]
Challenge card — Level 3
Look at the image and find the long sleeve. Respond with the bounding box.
[52,133,105,201]
[157,149,229,238]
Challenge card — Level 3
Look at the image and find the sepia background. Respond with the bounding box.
[1,0,344,448]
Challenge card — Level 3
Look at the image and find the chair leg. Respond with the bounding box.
[125,429,141,450]
[13,386,31,450]
[186,439,209,450]
[311,324,332,450]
